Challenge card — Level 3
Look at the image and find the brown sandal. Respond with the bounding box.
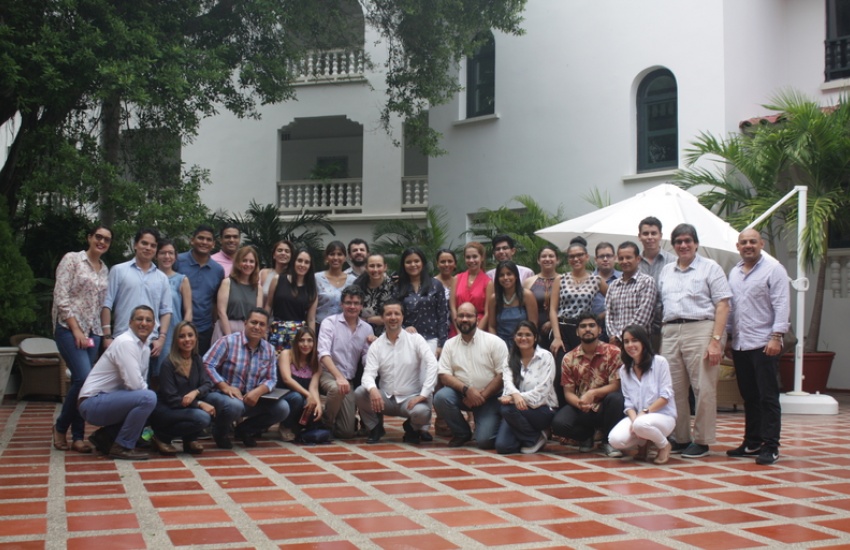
[52,427,69,451]
[71,439,93,453]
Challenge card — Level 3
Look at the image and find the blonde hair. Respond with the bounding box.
[231,246,260,288]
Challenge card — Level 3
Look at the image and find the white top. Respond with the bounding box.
[658,254,731,322]
[362,330,439,399]
[501,346,558,408]
[80,331,150,398]
[486,264,535,283]
[618,355,677,419]
[439,329,508,389]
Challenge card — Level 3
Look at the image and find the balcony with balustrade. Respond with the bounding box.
[277,177,428,217]
[288,49,367,85]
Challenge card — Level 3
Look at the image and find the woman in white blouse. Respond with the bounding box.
[495,321,558,454]
[609,324,677,464]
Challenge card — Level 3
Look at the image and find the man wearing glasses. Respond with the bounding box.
[485,234,535,283]
[79,306,158,460]
[591,242,621,342]
[658,223,731,459]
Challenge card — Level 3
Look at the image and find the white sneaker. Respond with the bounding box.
[520,432,547,454]
[601,443,623,458]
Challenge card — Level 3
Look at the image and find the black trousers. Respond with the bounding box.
[551,391,625,444]
[732,348,781,450]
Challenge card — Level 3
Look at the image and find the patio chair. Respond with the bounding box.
[12,334,68,402]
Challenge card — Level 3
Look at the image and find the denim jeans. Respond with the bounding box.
[54,326,101,441]
[281,391,307,430]
[148,401,213,443]
[433,387,501,449]
[495,404,556,454]
[78,390,157,449]
[204,391,290,438]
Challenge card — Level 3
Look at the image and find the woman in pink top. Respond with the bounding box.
[450,242,491,337]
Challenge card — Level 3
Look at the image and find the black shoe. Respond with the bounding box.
[419,430,433,442]
[726,444,761,458]
[108,442,148,461]
[756,448,779,465]
[447,435,471,448]
[88,428,114,455]
[402,420,420,444]
[366,422,386,444]
[240,434,258,448]
[214,435,233,449]
[681,442,710,458]
[669,441,691,454]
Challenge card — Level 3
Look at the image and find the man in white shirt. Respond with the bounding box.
[79,305,158,460]
[433,302,508,449]
[355,300,439,444]
[485,234,534,282]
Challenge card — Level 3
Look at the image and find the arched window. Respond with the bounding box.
[637,69,678,172]
[466,33,495,118]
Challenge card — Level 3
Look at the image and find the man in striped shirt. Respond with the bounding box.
[658,224,731,459]
[606,241,657,347]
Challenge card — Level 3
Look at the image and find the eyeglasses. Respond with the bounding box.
[596,254,614,260]
[494,245,512,252]
[93,234,112,243]
[673,238,694,246]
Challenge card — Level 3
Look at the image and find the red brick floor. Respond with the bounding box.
[3,398,850,548]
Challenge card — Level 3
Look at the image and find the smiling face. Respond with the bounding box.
[464,247,482,273]
[567,246,588,273]
[219,227,241,256]
[736,229,763,265]
[297,332,315,356]
[404,253,424,279]
[244,312,269,344]
[326,248,346,270]
[437,252,456,277]
[493,241,515,263]
[87,228,112,256]
[191,230,215,258]
[176,324,198,356]
[537,248,558,272]
[237,250,258,277]
[157,243,176,271]
[617,247,639,277]
[513,325,537,352]
[672,234,698,265]
[348,243,368,267]
[366,255,386,282]
[498,266,517,291]
[381,303,404,332]
[129,308,155,341]
[134,232,159,263]
[274,243,292,268]
[623,331,644,363]
[639,224,662,255]
[293,252,311,278]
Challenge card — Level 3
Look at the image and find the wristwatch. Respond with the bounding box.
[641,408,649,414]
[462,385,469,397]
[711,334,721,341]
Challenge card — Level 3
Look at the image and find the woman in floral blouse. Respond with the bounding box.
[354,253,395,336]
[52,225,113,453]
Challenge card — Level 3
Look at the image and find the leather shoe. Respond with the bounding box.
[71,440,93,454]
[108,442,148,460]
[401,419,420,444]
[238,433,258,447]
[88,428,114,455]
[152,435,178,455]
[366,422,386,444]
[183,440,204,455]
[419,430,433,442]
[214,435,233,449]
[447,435,471,448]
[52,426,69,451]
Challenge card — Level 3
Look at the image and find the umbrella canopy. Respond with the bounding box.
[535,184,741,271]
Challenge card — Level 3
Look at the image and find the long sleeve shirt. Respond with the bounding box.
[79,330,150,398]
[619,355,677,419]
[502,346,558,408]
[203,332,277,392]
[158,355,214,409]
[399,278,449,347]
[52,250,109,335]
[317,313,372,380]
[362,330,439,399]
[103,259,172,337]
[726,254,791,351]
[605,271,658,340]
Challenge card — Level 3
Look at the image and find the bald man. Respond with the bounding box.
[725,229,790,466]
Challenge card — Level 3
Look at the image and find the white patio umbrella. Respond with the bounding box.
[535,183,741,271]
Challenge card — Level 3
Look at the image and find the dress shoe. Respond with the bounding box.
[214,435,233,449]
[447,435,471,448]
[366,422,386,444]
[88,428,114,455]
[151,435,178,455]
[183,440,204,454]
[108,442,148,460]
[419,430,433,442]
[236,431,258,447]
[71,439,93,454]
[401,419,421,444]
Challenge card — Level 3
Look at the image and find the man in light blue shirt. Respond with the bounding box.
[175,224,225,354]
[591,241,621,342]
[101,228,172,374]
[725,229,790,466]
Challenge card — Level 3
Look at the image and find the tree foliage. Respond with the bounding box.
[372,206,455,274]
[676,89,850,352]
[0,197,36,342]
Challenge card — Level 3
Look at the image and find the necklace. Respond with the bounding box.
[540,276,555,311]
[503,292,517,305]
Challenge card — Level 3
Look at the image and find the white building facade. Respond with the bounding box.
[185,0,850,388]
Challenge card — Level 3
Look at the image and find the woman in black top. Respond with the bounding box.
[396,247,448,357]
[149,321,215,455]
[265,248,318,354]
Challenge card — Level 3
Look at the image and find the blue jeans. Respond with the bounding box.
[281,391,306,429]
[495,404,556,454]
[204,391,290,438]
[148,401,213,443]
[433,387,500,450]
[78,390,157,449]
[54,326,101,441]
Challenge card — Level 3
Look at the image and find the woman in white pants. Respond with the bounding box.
[609,324,677,464]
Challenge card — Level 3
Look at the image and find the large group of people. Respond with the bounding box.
[50,218,789,467]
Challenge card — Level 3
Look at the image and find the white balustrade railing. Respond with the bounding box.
[829,249,850,298]
[401,176,428,211]
[278,179,362,214]
[287,49,365,83]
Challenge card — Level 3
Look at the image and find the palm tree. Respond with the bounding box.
[371,206,454,273]
[469,195,565,269]
[227,201,335,266]
[677,90,850,353]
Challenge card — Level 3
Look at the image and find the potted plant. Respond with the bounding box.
[677,90,850,392]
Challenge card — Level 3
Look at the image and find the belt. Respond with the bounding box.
[665,318,702,324]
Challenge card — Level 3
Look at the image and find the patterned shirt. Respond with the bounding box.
[502,346,558,408]
[361,278,396,335]
[556,273,602,321]
[726,254,791,351]
[203,331,277,393]
[658,254,732,322]
[605,271,657,340]
[400,278,449,347]
[561,341,621,398]
[52,250,109,336]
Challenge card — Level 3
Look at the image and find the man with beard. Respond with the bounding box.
[433,302,508,449]
[550,312,624,457]
[344,239,370,277]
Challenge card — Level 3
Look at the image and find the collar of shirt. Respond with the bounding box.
[733,254,765,275]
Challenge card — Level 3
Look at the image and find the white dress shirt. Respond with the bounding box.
[362,330,439,399]
[501,346,558,408]
[80,331,150,398]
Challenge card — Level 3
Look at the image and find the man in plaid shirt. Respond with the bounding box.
[606,241,657,348]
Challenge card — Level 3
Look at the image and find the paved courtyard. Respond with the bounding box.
[2,397,850,549]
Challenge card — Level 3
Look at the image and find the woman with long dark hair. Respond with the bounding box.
[396,247,448,356]
[149,321,215,455]
[315,240,357,327]
[608,324,677,464]
[495,321,558,454]
[450,241,490,336]
[523,245,560,350]
[52,224,113,453]
[266,249,318,354]
[260,240,294,304]
[276,326,324,441]
[487,261,538,344]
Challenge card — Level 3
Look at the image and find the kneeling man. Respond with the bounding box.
[79,305,158,460]
[355,300,439,444]
[204,308,289,448]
